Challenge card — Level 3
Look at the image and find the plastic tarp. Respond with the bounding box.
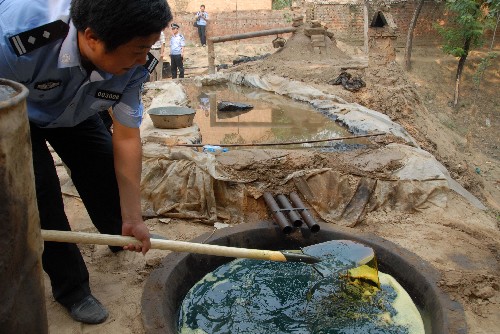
[140,143,483,226]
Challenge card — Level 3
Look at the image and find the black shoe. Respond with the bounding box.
[69,295,109,324]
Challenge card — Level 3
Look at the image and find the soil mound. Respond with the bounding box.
[265,25,351,64]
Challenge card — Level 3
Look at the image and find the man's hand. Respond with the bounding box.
[122,221,151,255]
[112,122,149,254]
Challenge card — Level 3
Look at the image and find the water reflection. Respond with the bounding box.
[184,83,369,150]
[198,92,210,117]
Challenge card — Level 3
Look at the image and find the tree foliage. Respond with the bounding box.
[435,0,499,106]
[272,0,292,10]
[437,0,491,57]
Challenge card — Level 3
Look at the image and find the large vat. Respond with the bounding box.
[142,221,466,334]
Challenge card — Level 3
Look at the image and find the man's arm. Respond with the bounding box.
[112,120,151,254]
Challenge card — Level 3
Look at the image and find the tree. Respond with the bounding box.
[436,0,498,107]
[472,0,500,99]
[404,0,426,70]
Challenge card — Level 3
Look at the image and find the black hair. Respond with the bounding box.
[71,0,172,52]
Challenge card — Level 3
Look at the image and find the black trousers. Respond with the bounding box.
[30,114,122,309]
[197,25,206,45]
[170,54,184,78]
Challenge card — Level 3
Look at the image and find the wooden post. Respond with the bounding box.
[363,0,369,54]
[0,78,48,333]
[207,39,216,74]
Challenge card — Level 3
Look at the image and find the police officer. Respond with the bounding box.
[0,0,172,325]
[169,23,185,79]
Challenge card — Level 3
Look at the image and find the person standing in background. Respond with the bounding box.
[195,4,208,46]
[169,23,185,78]
[149,29,166,81]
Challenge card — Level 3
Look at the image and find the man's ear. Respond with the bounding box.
[82,28,100,51]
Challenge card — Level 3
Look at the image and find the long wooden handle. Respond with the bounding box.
[41,230,289,262]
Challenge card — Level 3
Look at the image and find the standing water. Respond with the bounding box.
[184,83,369,150]
[178,240,425,334]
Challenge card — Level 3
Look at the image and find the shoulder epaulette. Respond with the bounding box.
[9,20,69,57]
[144,52,158,73]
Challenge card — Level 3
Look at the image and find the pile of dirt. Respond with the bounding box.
[265,25,351,63]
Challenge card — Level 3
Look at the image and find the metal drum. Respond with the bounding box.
[0,78,48,333]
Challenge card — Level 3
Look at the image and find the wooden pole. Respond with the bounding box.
[41,230,321,264]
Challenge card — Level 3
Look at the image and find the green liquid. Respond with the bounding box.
[179,240,424,334]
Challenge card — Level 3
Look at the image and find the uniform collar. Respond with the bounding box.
[58,21,81,69]
[90,70,112,81]
[58,21,112,81]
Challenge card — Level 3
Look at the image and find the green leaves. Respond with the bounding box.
[436,0,496,57]
[272,0,292,10]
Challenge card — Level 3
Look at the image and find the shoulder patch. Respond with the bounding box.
[144,52,158,74]
[9,20,69,57]
[34,80,62,91]
[95,89,122,102]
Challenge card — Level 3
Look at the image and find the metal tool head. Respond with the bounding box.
[282,251,322,264]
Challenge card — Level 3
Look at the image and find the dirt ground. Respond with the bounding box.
[44,34,499,333]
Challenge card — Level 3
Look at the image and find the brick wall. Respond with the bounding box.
[311,0,446,45]
[168,0,272,13]
[172,10,293,46]
[168,0,494,48]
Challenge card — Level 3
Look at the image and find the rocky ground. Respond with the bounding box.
[44,35,499,333]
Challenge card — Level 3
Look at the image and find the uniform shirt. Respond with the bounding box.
[170,33,185,56]
[151,31,165,50]
[0,0,149,128]
[196,11,208,26]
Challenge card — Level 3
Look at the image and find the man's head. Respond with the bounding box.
[200,5,205,11]
[71,0,172,75]
[171,23,180,35]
